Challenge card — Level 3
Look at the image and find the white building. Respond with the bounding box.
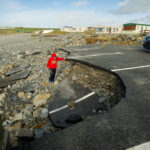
[123,23,150,34]
[61,26,73,32]
[42,30,53,34]
[61,26,88,33]
[96,25,123,34]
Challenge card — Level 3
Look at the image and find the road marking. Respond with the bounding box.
[127,141,150,150]
[70,52,124,59]
[49,92,96,114]
[112,65,150,72]
[69,47,103,51]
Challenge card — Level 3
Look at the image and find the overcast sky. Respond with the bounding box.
[0,0,150,27]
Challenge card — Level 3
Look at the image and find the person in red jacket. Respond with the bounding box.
[47,53,65,83]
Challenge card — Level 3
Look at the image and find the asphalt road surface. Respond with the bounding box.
[12,44,150,150]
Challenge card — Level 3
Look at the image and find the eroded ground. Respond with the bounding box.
[0,33,125,148]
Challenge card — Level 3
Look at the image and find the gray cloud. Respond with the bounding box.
[131,15,150,24]
[0,9,126,27]
[0,0,24,11]
[72,0,89,7]
[112,0,150,15]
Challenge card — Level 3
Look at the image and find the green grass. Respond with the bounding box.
[49,30,68,34]
[0,27,60,35]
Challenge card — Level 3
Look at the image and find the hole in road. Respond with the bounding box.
[49,59,126,129]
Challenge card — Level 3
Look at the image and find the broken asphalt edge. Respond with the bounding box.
[48,48,126,130]
[59,47,126,98]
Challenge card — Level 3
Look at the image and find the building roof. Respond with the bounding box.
[123,23,150,26]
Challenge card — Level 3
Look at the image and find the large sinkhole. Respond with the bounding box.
[49,59,126,128]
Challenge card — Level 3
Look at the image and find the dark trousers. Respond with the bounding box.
[49,69,56,82]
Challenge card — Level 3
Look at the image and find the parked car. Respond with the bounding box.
[143,34,150,49]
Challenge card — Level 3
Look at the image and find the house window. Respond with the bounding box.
[96,28,103,32]
[113,28,116,31]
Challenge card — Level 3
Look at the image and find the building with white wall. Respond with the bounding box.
[42,30,53,34]
[96,25,123,34]
[61,26,88,32]
[123,23,150,34]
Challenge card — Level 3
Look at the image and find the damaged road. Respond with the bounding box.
[11,44,150,150]
[1,33,149,150]
[49,60,125,129]
[9,46,126,150]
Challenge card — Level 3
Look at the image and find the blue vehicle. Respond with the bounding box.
[143,34,150,49]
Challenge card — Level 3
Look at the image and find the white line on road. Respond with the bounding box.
[49,92,96,114]
[70,52,124,59]
[112,65,150,72]
[127,141,150,150]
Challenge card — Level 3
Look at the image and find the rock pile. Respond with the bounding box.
[85,34,145,45]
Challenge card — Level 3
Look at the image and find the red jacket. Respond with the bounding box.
[47,53,64,69]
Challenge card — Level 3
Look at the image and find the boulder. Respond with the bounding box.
[9,131,19,147]
[12,113,26,122]
[40,81,48,88]
[18,92,25,99]
[3,120,12,126]
[25,50,31,55]
[15,128,34,138]
[24,105,33,112]
[19,82,39,93]
[54,80,59,86]
[137,37,143,41]
[33,107,42,118]
[0,78,16,88]
[98,97,106,104]
[34,93,51,101]
[0,110,4,115]
[118,38,123,42]
[6,64,30,76]
[0,93,5,103]
[0,64,14,76]
[33,93,51,107]
[32,119,48,129]
[9,71,30,81]
[17,55,25,59]
[40,108,49,119]
[23,105,33,117]
[67,101,75,109]
[32,51,41,55]
[29,74,41,81]
[33,99,47,108]
[4,122,22,131]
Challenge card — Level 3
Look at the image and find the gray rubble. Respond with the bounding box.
[5,64,30,76]
[0,79,16,88]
